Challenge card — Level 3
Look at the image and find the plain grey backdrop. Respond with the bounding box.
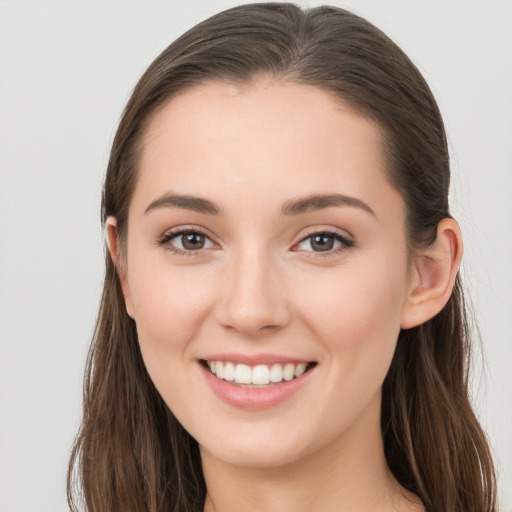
[0,1,511,511]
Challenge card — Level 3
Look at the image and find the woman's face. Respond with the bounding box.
[119,79,415,468]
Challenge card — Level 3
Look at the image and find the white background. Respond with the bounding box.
[0,1,511,511]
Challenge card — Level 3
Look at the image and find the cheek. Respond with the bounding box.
[126,254,217,371]
[283,260,407,441]
[294,256,408,379]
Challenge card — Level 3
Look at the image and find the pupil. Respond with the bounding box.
[182,233,204,250]
[312,235,334,251]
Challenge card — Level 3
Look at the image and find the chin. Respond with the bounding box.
[196,421,326,470]
[201,440,304,469]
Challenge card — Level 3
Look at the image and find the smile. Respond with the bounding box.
[199,356,318,409]
[205,360,314,387]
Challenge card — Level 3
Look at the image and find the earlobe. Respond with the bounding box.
[401,218,463,329]
[105,216,135,319]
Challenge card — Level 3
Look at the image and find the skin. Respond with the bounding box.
[107,78,462,512]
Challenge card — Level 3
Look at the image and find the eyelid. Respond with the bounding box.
[292,228,355,256]
[156,225,220,255]
[156,225,355,257]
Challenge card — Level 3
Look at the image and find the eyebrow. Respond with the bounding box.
[144,193,223,215]
[144,192,375,217]
[281,193,375,217]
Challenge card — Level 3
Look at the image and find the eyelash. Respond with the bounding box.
[156,228,355,257]
[295,229,355,257]
[156,229,216,257]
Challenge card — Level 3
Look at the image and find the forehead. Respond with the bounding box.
[143,78,380,155]
[133,79,400,221]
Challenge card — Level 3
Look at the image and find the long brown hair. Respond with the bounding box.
[68,3,498,511]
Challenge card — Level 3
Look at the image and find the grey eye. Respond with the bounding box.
[297,233,344,252]
[311,234,335,251]
[170,231,214,251]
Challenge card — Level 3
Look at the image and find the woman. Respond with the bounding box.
[67,3,498,511]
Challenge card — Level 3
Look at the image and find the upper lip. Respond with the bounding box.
[200,352,314,366]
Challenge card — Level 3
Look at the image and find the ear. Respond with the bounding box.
[401,218,463,329]
[105,216,135,319]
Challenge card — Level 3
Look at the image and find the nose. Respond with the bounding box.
[215,247,292,336]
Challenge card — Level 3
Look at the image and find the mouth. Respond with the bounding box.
[200,359,317,388]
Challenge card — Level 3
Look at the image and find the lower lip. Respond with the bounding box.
[199,362,315,410]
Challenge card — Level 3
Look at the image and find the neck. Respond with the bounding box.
[201,393,423,512]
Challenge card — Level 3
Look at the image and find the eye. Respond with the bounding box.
[295,231,354,254]
[157,229,216,254]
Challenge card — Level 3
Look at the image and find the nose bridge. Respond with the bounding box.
[217,241,290,335]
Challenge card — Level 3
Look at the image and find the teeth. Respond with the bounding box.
[234,364,252,384]
[294,363,307,378]
[283,363,295,381]
[269,364,283,383]
[224,362,236,381]
[208,361,311,386]
[215,361,225,379]
[251,365,270,385]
